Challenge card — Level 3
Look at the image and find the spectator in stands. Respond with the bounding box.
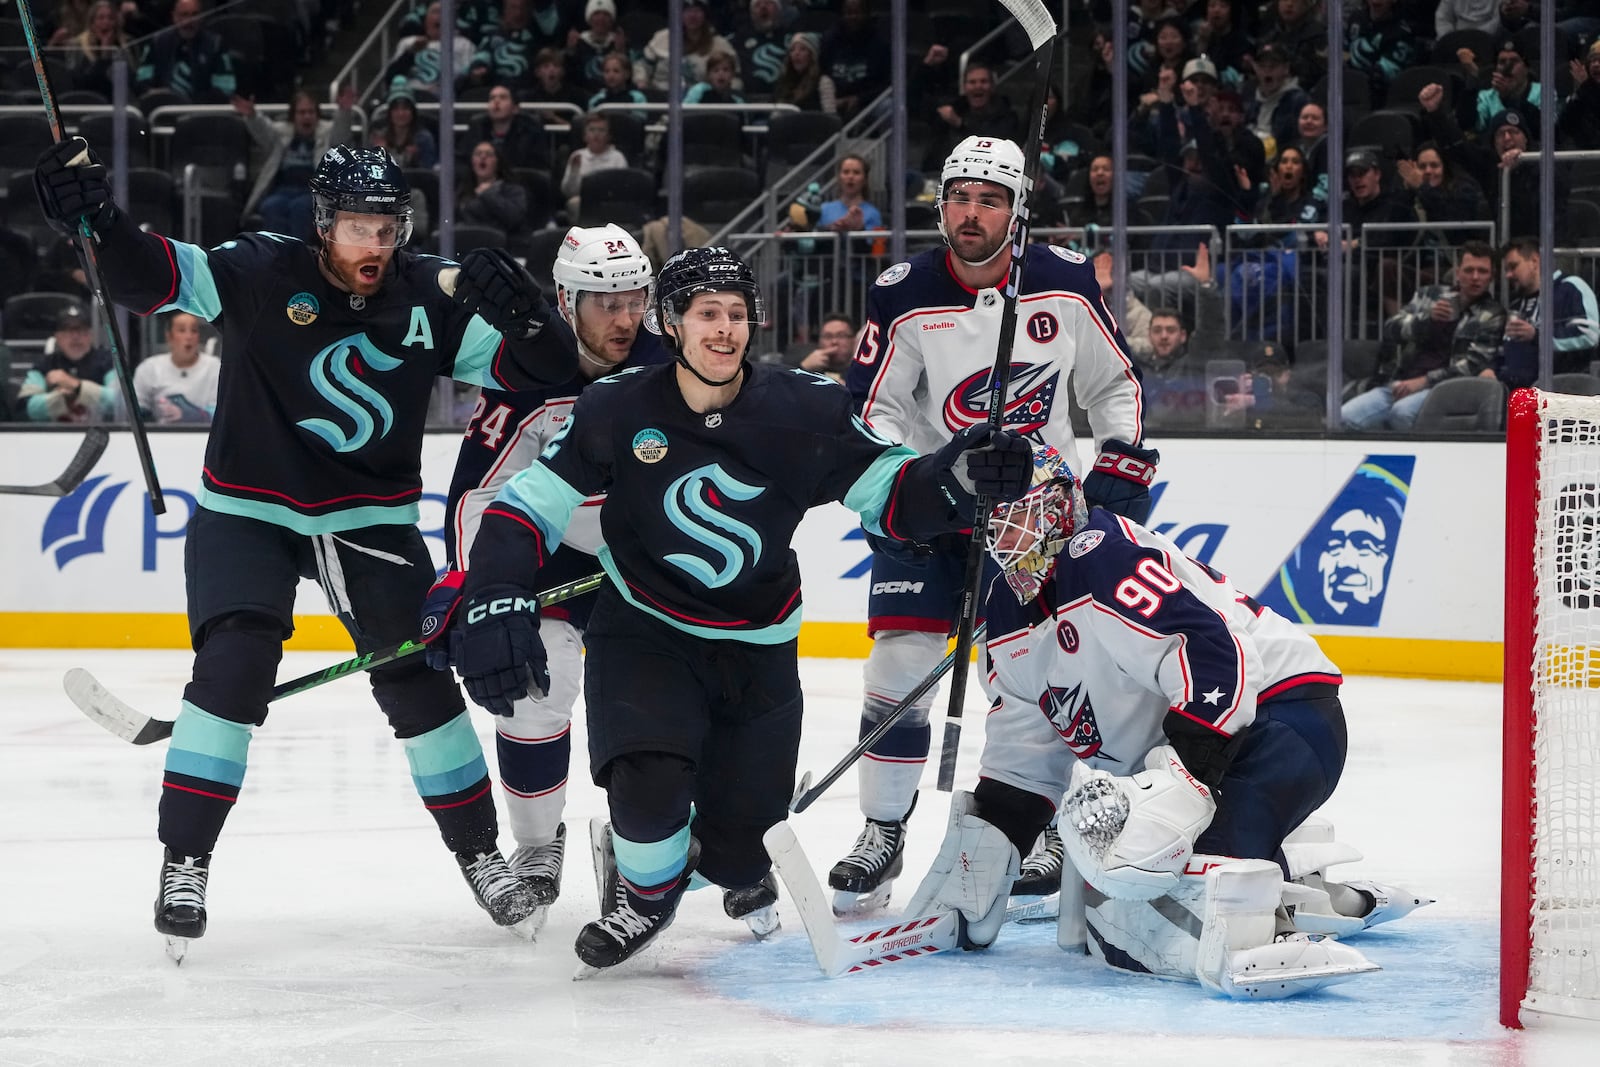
[46,0,93,47]
[388,1,476,96]
[131,311,219,424]
[1067,155,1154,241]
[1038,82,1094,181]
[459,141,529,236]
[561,112,628,217]
[37,238,90,301]
[773,31,835,114]
[818,154,882,235]
[587,52,648,121]
[1487,236,1600,388]
[372,85,439,170]
[1133,63,1181,156]
[1192,0,1252,89]
[799,312,855,381]
[733,0,790,102]
[1420,89,1567,243]
[1259,0,1327,86]
[685,52,746,105]
[1139,307,1206,425]
[1342,241,1505,431]
[1096,251,1153,359]
[635,0,737,96]
[464,84,550,171]
[1244,43,1308,162]
[922,62,1021,173]
[135,0,238,104]
[240,88,356,241]
[568,0,628,94]
[1435,0,1502,38]
[1224,344,1325,428]
[820,0,889,121]
[1316,148,1419,323]
[19,306,117,424]
[67,1,128,101]
[1292,98,1329,195]
[1131,16,1193,97]
[1396,142,1488,238]
[1249,145,1324,245]
[1204,85,1267,194]
[524,46,588,126]
[1068,26,1124,146]
[1560,41,1600,150]
[1461,38,1543,138]
[471,0,547,95]
[1347,0,1419,110]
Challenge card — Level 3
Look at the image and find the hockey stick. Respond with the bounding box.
[789,623,986,814]
[0,427,109,496]
[62,570,607,744]
[937,0,1059,793]
[16,0,164,515]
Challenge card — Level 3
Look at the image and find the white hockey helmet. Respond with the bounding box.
[936,135,1028,256]
[552,224,654,320]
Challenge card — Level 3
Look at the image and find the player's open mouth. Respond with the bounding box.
[358,265,381,282]
[705,342,737,356]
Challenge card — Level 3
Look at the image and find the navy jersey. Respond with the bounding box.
[467,363,971,644]
[95,212,576,533]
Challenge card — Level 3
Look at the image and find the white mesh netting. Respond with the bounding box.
[1525,391,1600,1020]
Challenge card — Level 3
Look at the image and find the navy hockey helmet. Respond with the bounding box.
[310,145,414,246]
[652,246,766,329]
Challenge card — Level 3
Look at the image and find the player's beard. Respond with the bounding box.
[948,221,1008,266]
[574,309,635,374]
[323,242,393,297]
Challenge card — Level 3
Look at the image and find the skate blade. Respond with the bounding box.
[164,935,192,965]
[508,905,549,942]
[832,884,892,918]
[570,940,669,981]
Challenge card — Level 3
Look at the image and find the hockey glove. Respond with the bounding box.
[937,425,1033,507]
[452,247,545,340]
[418,568,466,672]
[450,583,550,716]
[34,137,118,238]
[1083,438,1160,524]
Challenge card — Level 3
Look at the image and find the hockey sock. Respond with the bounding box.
[612,824,695,914]
[858,708,930,823]
[159,700,254,857]
[402,713,497,854]
[496,721,570,846]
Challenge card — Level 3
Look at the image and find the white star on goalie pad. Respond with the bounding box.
[1201,687,1226,705]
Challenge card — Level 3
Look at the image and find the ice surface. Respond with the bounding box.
[1,651,1592,1066]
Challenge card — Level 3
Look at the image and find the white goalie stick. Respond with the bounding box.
[0,427,109,496]
[938,0,1060,792]
[763,821,1059,977]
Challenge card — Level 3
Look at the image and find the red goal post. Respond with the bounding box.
[1501,387,1600,1029]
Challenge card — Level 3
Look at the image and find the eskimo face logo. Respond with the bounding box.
[1317,509,1391,615]
[942,360,1060,436]
[297,334,405,453]
[1039,680,1105,760]
[662,464,765,588]
[286,291,319,326]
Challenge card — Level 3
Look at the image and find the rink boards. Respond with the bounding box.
[0,430,1504,680]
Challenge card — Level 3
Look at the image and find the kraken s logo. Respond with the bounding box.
[662,464,765,588]
[298,334,405,452]
[492,40,528,77]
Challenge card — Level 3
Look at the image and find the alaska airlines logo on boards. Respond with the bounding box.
[40,475,126,569]
[942,361,1061,437]
[299,334,404,452]
[662,464,766,588]
[1255,455,1415,627]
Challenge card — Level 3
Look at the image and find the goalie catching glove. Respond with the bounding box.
[1061,745,1216,901]
[450,584,550,716]
[904,791,1021,950]
[452,248,547,340]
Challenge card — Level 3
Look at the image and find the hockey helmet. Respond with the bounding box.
[986,445,1088,604]
[553,224,654,316]
[937,135,1027,252]
[652,246,766,328]
[310,145,414,246]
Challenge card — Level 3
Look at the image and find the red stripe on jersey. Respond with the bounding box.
[202,467,421,508]
[1259,673,1344,702]
[141,233,181,316]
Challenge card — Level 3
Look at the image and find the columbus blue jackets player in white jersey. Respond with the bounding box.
[424,225,667,930]
[447,247,1034,971]
[905,449,1428,997]
[33,139,578,960]
[834,135,1155,913]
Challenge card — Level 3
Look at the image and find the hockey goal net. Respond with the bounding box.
[1502,387,1600,1028]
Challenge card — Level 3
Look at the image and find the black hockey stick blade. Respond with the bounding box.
[0,428,109,496]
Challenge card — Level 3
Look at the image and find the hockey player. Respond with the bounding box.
[33,139,578,960]
[448,246,1035,971]
[905,448,1428,997]
[422,224,667,928]
[834,134,1155,913]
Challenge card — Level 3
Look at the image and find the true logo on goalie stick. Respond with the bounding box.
[286,292,319,326]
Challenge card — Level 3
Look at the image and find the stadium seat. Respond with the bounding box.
[680,111,746,170]
[1349,110,1417,160]
[170,113,253,196]
[122,168,178,235]
[521,227,567,290]
[2,292,86,341]
[765,111,842,174]
[1383,66,1457,114]
[683,166,763,226]
[1413,377,1507,432]
[1552,373,1600,397]
[1432,29,1495,72]
[79,109,152,169]
[577,167,658,228]
[0,226,35,304]
[0,114,54,189]
[450,223,508,252]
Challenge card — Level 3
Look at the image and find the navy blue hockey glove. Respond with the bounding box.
[453,247,545,340]
[937,425,1033,507]
[1083,439,1160,524]
[34,137,118,238]
[863,530,934,567]
[450,584,550,716]
[418,568,465,672]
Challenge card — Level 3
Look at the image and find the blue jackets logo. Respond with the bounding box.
[1256,455,1415,626]
[41,475,127,569]
[299,334,404,452]
[663,464,765,588]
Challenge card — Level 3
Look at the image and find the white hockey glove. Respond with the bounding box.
[1061,746,1217,901]
[905,791,1022,949]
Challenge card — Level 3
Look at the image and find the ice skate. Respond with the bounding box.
[723,872,781,939]
[828,795,915,917]
[154,848,210,965]
[509,822,566,905]
[1011,824,1064,897]
[1336,878,1434,930]
[457,848,542,938]
[573,834,699,979]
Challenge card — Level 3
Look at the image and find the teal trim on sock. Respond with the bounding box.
[613,824,692,890]
[402,713,489,796]
[164,700,252,787]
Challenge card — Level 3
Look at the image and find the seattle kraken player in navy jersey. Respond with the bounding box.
[426,225,666,931]
[448,246,1034,971]
[833,135,1155,915]
[33,139,578,960]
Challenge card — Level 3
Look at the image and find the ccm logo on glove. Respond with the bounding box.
[467,595,540,623]
[1093,452,1156,485]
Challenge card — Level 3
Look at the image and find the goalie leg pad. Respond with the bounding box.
[905,791,1021,949]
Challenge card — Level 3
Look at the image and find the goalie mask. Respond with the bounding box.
[937,135,1027,265]
[986,446,1089,604]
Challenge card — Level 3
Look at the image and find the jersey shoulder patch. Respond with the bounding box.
[875,262,912,286]
[1067,528,1104,558]
[1048,245,1087,264]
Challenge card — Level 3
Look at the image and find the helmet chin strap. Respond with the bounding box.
[666,322,746,388]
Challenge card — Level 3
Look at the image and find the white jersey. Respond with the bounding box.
[979,511,1342,804]
[844,244,1145,473]
[131,351,220,423]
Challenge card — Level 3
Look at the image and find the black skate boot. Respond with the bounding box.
[457,848,542,936]
[508,822,566,906]
[154,848,210,964]
[573,839,699,975]
[1012,824,1065,896]
[722,872,781,939]
[828,793,916,917]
